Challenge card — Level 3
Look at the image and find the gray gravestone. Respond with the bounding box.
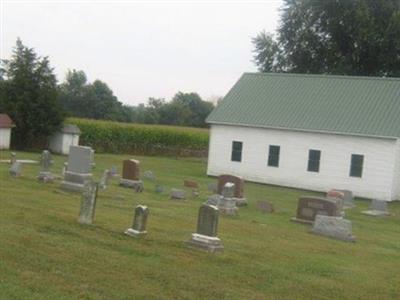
[143,170,155,181]
[61,146,94,192]
[257,201,275,213]
[155,184,164,193]
[205,194,222,206]
[109,166,118,177]
[327,189,355,209]
[312,215,356,242]
[10,152,16,164]
[37,150,55,182]
[125,205,149,237]
[217,196,238,216]
[362,199,390,216]
[207,182,218,193]
[222,182,235,198]
[78,181,98,225]
[9,161,22,177]
[170,188,186,200]
[99,169,111,190]
[185,204,224,253]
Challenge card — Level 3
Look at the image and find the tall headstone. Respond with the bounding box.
[185,204,224,253]
[362,199,390,216]
[37,150,55,182]
[125,205,149,237]
[120,159,143,191]
[78,181,98,225]
[217,174,247,206]
[312,215,356,242]
[61,145,94,192]
[217,182,238,215]
[291,196,340,224]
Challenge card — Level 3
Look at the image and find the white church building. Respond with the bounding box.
[206,73,400,201]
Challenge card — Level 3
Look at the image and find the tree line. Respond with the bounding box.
[0,39,214,148]
[1,0,399,149]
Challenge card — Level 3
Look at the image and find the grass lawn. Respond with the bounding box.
[0,150,399,300]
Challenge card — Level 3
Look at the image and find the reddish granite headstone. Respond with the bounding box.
[217,174,244,198]
[122,159,140,181]
[292,196,339,224]
[184,179,199,189]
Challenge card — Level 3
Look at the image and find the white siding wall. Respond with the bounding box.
[0,128,11,149]
[207,124,398,201]
[391,140,400,200]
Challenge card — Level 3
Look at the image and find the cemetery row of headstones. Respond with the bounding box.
[6,145,393,249]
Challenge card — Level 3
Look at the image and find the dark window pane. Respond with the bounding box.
[307,149,321,172]
[231,141,242,162]
[268,145,280,167]
[350,154,364,177]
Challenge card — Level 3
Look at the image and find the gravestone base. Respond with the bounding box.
[61,171,93,192]
[219,207,238,216]
[185,233,224,253]
[290,217,314,225]
[37,171,55,183]
[234,197,247,207]
[119,179,144,192]
[361,210,390,216]
[218,197,238,216]
[124,228,147,238]
[311,215,356,242]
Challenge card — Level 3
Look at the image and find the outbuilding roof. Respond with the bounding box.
[61,124,81,135]
[206,73,400,139]
[0,114,15,128]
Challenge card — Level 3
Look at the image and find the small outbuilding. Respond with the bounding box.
[0,114,15,150]
[49,124,81,155]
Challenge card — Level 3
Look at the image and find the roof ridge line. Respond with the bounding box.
[243,72,400,82]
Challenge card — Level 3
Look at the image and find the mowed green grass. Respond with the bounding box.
[0,150,399,300]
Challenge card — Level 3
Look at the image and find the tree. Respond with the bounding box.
[58,70,131,121]
[2,39,64,148]
[252,0,400,76]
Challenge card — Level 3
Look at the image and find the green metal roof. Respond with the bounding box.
[206,73,400,139]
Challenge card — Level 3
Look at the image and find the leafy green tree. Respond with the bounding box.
[253,0,400,76]
[58,70,131,121]
[2,39,64,148]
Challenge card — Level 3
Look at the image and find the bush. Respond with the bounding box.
[68,118,209,156]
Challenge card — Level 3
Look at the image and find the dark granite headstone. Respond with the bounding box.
[291,196,339,224]
[125,205,149,237]
[120,159,143,189]
[122,159,140,181]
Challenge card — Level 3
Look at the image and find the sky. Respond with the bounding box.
[1,0,282,105]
